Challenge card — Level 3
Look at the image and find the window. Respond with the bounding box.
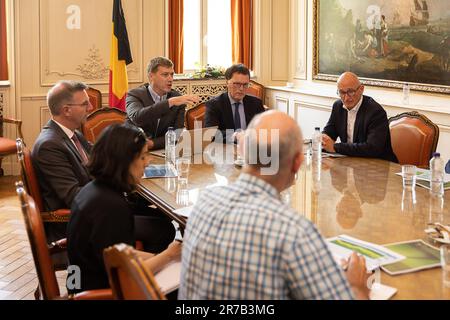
[183,0,232,72]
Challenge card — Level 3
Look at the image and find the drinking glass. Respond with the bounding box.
[176,157,191,184]
[402,165,417,189]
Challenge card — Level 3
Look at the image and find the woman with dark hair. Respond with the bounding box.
[67,124,180,292]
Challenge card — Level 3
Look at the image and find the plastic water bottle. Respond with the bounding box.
[402,83,410,105]
[165,127,176,165]
[312,127,322,160]
[430,152,444,196]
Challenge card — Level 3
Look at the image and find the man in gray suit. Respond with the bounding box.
[126,57,199,150]
[32,80,94,241]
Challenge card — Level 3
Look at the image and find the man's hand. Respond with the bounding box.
[342,252,370,300]
[168,95,200,108]
[322,133,336,153]
[147,139,155,150]
[165,240,182,261]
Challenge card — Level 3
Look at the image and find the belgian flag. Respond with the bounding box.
[109,0,132,111]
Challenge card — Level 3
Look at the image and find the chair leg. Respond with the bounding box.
[34,285,41,300]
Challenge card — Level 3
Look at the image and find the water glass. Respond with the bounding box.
[402,83,410,105]
[441,245,450,288]
[176,157,191,184]
[402,165,417,189]
[176,179,190,206]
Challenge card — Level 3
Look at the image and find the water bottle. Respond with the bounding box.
[402,83,410,105]
[165,127,176,165]
[312,127,322,160]
[430,152,444,196]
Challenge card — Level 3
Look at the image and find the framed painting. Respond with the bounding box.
[313,0,450,94]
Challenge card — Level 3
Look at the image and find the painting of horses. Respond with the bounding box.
[313,0,450,93]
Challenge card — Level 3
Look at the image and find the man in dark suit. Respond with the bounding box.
[33,81,176,253]
[322,72,398,162]
[126,57,199,150]
[446,160,450,174]
[205,64,265,143]
[32,80,94,241]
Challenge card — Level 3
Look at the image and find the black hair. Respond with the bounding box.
[88,124,147,193]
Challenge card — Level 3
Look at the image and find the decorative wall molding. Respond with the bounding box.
[173,79,227,106]
[39,0,144,86]
[294,0,307,80]
[0,93,3,117]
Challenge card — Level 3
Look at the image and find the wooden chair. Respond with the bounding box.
[248,80,265,103]
[15,181,112,300]
[86,86,102,113]
[16,138,70,223]
[185,102,206,130]
[81,107,127,143]
[389,111,439,168]
[103,243,166,300]
[0,116,23,176]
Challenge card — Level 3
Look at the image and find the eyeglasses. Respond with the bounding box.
[337,85,361,98]
[229,82,251,89]
[66,101,91,108]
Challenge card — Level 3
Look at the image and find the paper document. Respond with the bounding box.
[395,169,450,183]
[322,152,347,158]
[143,164,177,179]
[327,235,405,271]
[173,206,193,218]
[381,240,441,275]
[369,283,397,300]
[154,261,181,294]
[395,169,450,191]
[149,149,165,158]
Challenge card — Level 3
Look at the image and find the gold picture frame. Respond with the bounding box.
[313,0,450,94]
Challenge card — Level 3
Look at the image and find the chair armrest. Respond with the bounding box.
[70,289,113,300]
[48,238,67,255]
[41,209,71,222]
[1,117,23,139]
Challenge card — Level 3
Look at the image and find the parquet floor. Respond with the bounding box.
[0,175,67,300]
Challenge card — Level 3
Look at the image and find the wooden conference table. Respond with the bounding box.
[138,144,450,300]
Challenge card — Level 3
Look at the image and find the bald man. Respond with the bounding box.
[322,72,397,162]
[180,110,369,300]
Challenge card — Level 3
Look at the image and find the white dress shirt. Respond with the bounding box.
[343,96,363,143]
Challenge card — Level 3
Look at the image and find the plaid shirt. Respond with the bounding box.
[179,173,354,300]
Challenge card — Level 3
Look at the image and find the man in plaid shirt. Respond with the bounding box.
[179,110,369,300]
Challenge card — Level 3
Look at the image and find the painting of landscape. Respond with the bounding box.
[313,0,450,93]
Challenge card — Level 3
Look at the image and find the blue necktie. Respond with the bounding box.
[233,102,241,130]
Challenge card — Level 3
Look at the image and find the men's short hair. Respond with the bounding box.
[146,57,174,75]
[225,64,250,80]
[47,80,88,116]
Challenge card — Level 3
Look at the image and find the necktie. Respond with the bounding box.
[71,134,89,164]
[233,102,242,130]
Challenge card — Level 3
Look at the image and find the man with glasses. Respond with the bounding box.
[32,80,94,241]
[33,80,177,255]
[322,72,397,162]
[205,64,265,143]
[126,57,199,150]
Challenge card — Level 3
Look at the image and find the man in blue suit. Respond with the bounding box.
[446,160,450,173]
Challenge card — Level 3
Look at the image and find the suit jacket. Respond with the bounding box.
[126,83,186,149]
[32,120,92,212]
[323,95,398,162]
[67,180,135,293]
[205,92,265,143]
[446,160,450,174]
